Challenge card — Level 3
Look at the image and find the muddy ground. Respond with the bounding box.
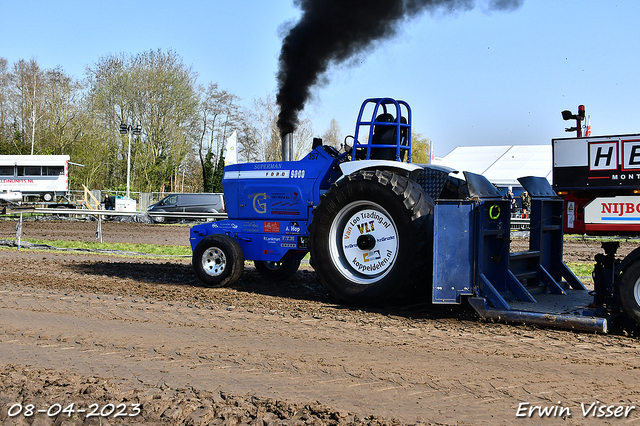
[1,217,640,425]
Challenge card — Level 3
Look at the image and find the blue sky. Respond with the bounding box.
[2,1,639,157]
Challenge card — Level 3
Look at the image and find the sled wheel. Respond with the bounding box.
[192,234,244,288]
[309,170,433,305]
[619,261,640,325]
[254,256,301,281]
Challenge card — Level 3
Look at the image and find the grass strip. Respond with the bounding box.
[15,238,191,257]
[565,262,594,280]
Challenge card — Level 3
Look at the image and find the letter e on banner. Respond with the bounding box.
[622,139,640,171]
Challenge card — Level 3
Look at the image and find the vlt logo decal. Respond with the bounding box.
[249,193,269,214]
[357,221,375,234]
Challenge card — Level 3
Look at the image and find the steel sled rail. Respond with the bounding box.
[468,297,609,334]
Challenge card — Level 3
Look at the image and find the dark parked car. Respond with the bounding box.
[147,193,225,222]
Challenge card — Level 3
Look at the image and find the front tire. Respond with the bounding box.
[619,261,640,325]
[192,235,244,288]
[151,209,166,223]
[254,256,301,281]
[309,170,433,305]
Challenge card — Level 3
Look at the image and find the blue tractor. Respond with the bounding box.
[190,98,440,304]
[190,97,619,332]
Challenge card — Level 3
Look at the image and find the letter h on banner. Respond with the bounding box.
[589,142,617,171]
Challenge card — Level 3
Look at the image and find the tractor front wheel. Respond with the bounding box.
[309,170,433,306]
[192,234,244,288]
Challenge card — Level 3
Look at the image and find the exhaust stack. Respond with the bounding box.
[282,133,293,162]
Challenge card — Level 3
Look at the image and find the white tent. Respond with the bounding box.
[433,145,552,188]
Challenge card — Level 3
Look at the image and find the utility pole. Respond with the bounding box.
[119,123,142,198]
[561,105,586,138]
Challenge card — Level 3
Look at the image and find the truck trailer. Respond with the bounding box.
[0,155,70,203]
[553,133,640,327]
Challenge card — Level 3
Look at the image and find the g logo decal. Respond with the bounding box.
[251,193,268,214]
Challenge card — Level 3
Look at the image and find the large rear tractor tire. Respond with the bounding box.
[619,261,640,325]
[254,256,301,281]
[192,234,245,288]
[309,170,433,306]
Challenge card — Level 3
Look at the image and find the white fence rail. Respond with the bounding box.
[33,208,228,221]
[5,207,228,244]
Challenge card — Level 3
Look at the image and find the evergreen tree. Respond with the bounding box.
[203,150,214,192]
[212,147,225,193]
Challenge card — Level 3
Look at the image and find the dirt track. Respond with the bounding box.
[1,218,640,425]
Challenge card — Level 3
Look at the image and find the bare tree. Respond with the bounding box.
[86,49,199,192]
[9,58,44,154]
[239,94,279,163]
[39,67,84,154]
[0,57,11,151]
[321,118,342,149]
[65,112,118,190]
[239,93,315,163]
[291,116,314,160]
[194,82,240,190]
[0,57,111,189]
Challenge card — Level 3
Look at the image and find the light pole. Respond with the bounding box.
[119,123,142,199]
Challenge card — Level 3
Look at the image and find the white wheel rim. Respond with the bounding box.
[328,200,399,284]
[202,247,226,277]
[634,277,640,307]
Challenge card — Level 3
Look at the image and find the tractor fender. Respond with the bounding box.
[337,160,422,181]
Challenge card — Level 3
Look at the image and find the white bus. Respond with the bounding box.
[0,155,70,203]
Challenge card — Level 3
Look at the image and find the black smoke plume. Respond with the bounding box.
[276,0,524,137]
